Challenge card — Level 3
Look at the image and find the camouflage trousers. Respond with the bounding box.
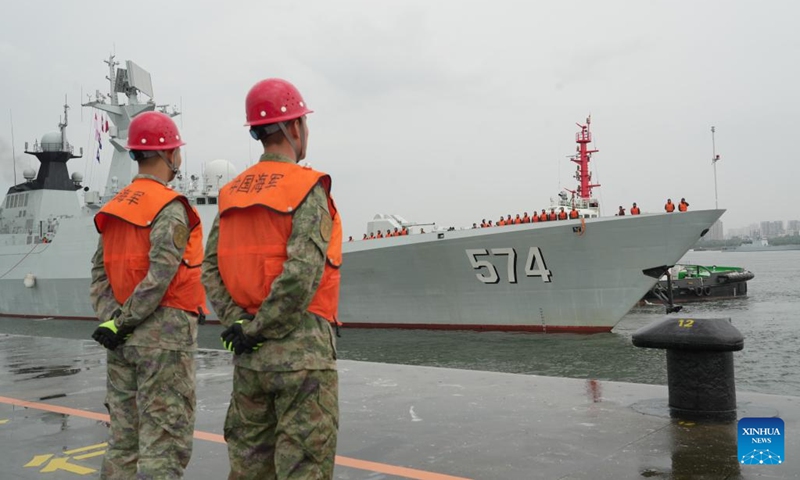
[101,345,196,479]
[224,367,339,480]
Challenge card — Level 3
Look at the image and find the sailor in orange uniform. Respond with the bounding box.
[557,207,567,220]
[514,214,522,224]
[679,198,689,212]
[548,209,557,221]
[522,212,530,223]
[539,209,548,222]
[631,203,640,215]
[665,199,675,212]
[569,207,579,219]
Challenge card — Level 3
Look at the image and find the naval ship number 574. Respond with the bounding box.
[465,248,552,284]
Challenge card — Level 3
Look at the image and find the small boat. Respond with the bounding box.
[642,264,754,304]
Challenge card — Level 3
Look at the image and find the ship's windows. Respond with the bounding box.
[196,198,206,205]
[209,197,218,205]
[23,193,28,207]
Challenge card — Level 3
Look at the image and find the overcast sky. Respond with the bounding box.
[1,0,798,237]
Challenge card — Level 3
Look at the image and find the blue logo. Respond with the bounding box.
[738,417,784,465]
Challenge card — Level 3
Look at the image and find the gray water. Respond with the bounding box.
[0,251,796,396]
[336,250,800,397]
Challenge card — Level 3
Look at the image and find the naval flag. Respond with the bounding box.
[94,113,103,163]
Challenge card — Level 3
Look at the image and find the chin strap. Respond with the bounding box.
[157,150,179,175]
[277,119,307,161]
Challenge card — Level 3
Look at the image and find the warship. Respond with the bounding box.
[0,57,724,332]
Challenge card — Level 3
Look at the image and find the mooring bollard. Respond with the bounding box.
[632,317,744,421]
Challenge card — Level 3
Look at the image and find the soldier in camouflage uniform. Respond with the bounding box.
[91,111,204,479]
[202,78,341,479]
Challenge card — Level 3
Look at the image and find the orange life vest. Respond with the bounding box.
[539,213,547,222]
[679,202,688,212]
[569,210,579,219]
[558,211,567,220]
[631,207,641,215]
[217,161,342,324]
[514,217,522,224]
[665,202,675,212]
[94,178,206,314]
[548,212,557,221]
[498,219,506,226]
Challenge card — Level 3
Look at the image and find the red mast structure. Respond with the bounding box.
[568,116,600,199]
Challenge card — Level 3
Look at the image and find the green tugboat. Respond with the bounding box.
[643,264,754,304]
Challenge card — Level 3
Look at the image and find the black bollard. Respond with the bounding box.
[632,317,743,421]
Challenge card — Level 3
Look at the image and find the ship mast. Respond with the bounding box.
[83,55,158,197]
[711,126,720,209]
[571,116,600,199]
[59,96,69,152]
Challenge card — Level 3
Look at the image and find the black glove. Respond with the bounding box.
[220,315,263,355]
[92,309,133,351]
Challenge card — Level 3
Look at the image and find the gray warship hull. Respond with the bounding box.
[0,209,724,332]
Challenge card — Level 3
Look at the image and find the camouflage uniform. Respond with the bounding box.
[90,174,198,480]
[202,153,338,480]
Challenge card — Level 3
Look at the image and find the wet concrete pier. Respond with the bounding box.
[0,333,797,479]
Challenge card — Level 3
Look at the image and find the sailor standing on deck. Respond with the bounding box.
[201,78,341,480]
[90,111,204,479]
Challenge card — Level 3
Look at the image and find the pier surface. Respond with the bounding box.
[0,334,797,479]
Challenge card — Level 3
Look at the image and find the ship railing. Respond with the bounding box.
[30,142,74,154]
[575,132,592,142]
[553,197,596,210]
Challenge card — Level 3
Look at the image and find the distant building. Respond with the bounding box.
[708,220,724,241]
[727,223,761,240]
[787,220,800,236]
[760,221,784,238]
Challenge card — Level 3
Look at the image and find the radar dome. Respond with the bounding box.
[23,168,36,181]
[71,172,84,183]
[204,159,239,190]
[40,131,63,151]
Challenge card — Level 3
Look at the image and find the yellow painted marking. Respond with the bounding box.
[0,419,9,424]
[73,450,106,461]
[63,442,107,455]
[40,457,95,475]
[0,395,473,480]
[24,454,53,467]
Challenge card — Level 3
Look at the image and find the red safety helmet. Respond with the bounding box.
[127,111,185,151]
[245,78,313,127]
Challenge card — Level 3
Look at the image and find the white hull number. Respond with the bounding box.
[465,247,552,284]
